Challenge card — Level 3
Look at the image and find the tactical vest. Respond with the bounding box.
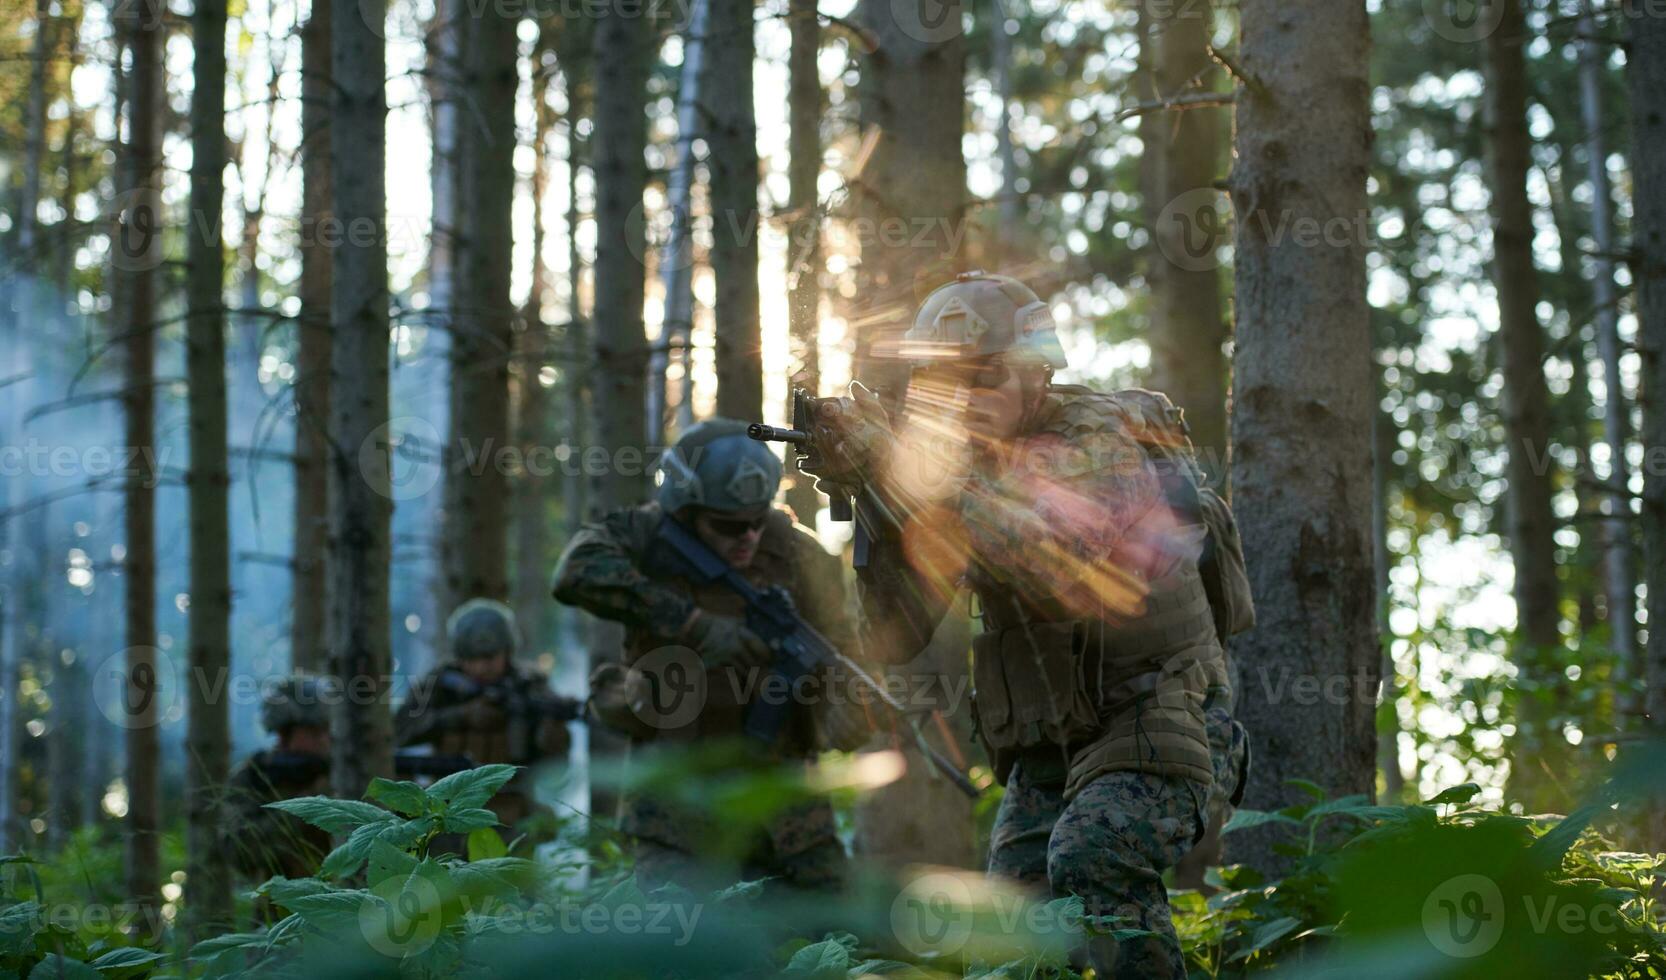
[968,386,1253,798]
[620,508,819,758]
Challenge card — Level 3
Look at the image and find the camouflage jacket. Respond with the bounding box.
[860,385,1230,796]
[221,750,333,881]
[394,662,572,768]
[551,501,859,758]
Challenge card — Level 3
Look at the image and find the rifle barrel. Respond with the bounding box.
[748,423,809,445]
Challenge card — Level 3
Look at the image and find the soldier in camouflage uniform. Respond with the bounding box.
[551,419,871,892]
[807,272,1255,978]
[223,675,335,888]
[395,599,576,833]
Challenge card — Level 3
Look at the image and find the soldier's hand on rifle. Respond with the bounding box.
[801,383,897,493]
[684,609,774,672]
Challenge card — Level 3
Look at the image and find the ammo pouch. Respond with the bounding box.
[971,621,1101,754]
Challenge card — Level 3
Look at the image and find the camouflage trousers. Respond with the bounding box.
[988,758,1207,979]
[626,794,849,894]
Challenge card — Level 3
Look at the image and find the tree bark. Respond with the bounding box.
[514,47,554,661]
[850,0,974,870]
[185,0,232,934]
[442,2,518,612]
[1577,0,1636,677]
[328,0,394,797]
[1142,0,1228,480]
[707,0,763,421]
[1627,0,1666,851]
[1483,0,1564,813]
[293,0,333,672]
[783,0,822,524]
[116,0,164,933]
[1227,0,1378,875]
[590,5,651,510]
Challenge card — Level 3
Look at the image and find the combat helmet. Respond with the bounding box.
[260,674,334,733]
[655,417,782,515]
[901,271,1068,370]
[447,598,520,660]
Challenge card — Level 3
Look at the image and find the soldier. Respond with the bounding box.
[551,418,870,892]
[804,271,1254,978]
[394,599,577,833]
[223,675,335,887]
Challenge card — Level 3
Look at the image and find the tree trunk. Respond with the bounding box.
[707,0,763,421]
[513,51,553,661]
[18,0,49,279]
[783,0,822,524]
[850,0,973,870]
[293,0,333,673]
[588,0,653,820]
[441,4,518,614]
[328,0,394,797]
[1578,0,1636,680]
[1628,0,1666,851]
[116,0,163,933]
[1227,0,1377,876]
[1142,0,1228,479]
[648,0,706,444]
[1483,0,1564,814]
[185,0,232,934]
[591,5,651,510]
[989,0,1019,232]
[1374,392,1404,800]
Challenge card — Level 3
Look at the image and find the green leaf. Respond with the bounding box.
[87,947,167,972]
[0,902,43,956]
[282,889,374,931]
[320,820,396,879]
[259,877,333,907]
[265,796,392,834]
[27,956,101,980]
[466,828,507,862]
[187,931,267,960]
[1247,915,1301,954]
[1222,809,1301,835]
[785,936,854,976]
[424,765,519,811]
[366,779,429,818]
[1285,779,1327,801]
[367,839,419,888]
[441,808,500,833]
[1424,782,1482,807]
[712,878,767,903]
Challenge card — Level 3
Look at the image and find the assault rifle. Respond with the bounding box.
[433,668,585,725]
[655,515,979,798]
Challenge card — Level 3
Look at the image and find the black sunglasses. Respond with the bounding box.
[701,513,769,537]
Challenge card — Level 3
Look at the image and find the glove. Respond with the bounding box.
[685,611,775,672]
[801,383,897,489]
[586,663,658,739]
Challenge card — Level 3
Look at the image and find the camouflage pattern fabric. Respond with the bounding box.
[987,757,1206,980]
[394,662,571,830]
[221,750,333,883]
[1204,701,1249,829]
[552,502,861,891]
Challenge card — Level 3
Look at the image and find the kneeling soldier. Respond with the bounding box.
[224,675,335,886]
